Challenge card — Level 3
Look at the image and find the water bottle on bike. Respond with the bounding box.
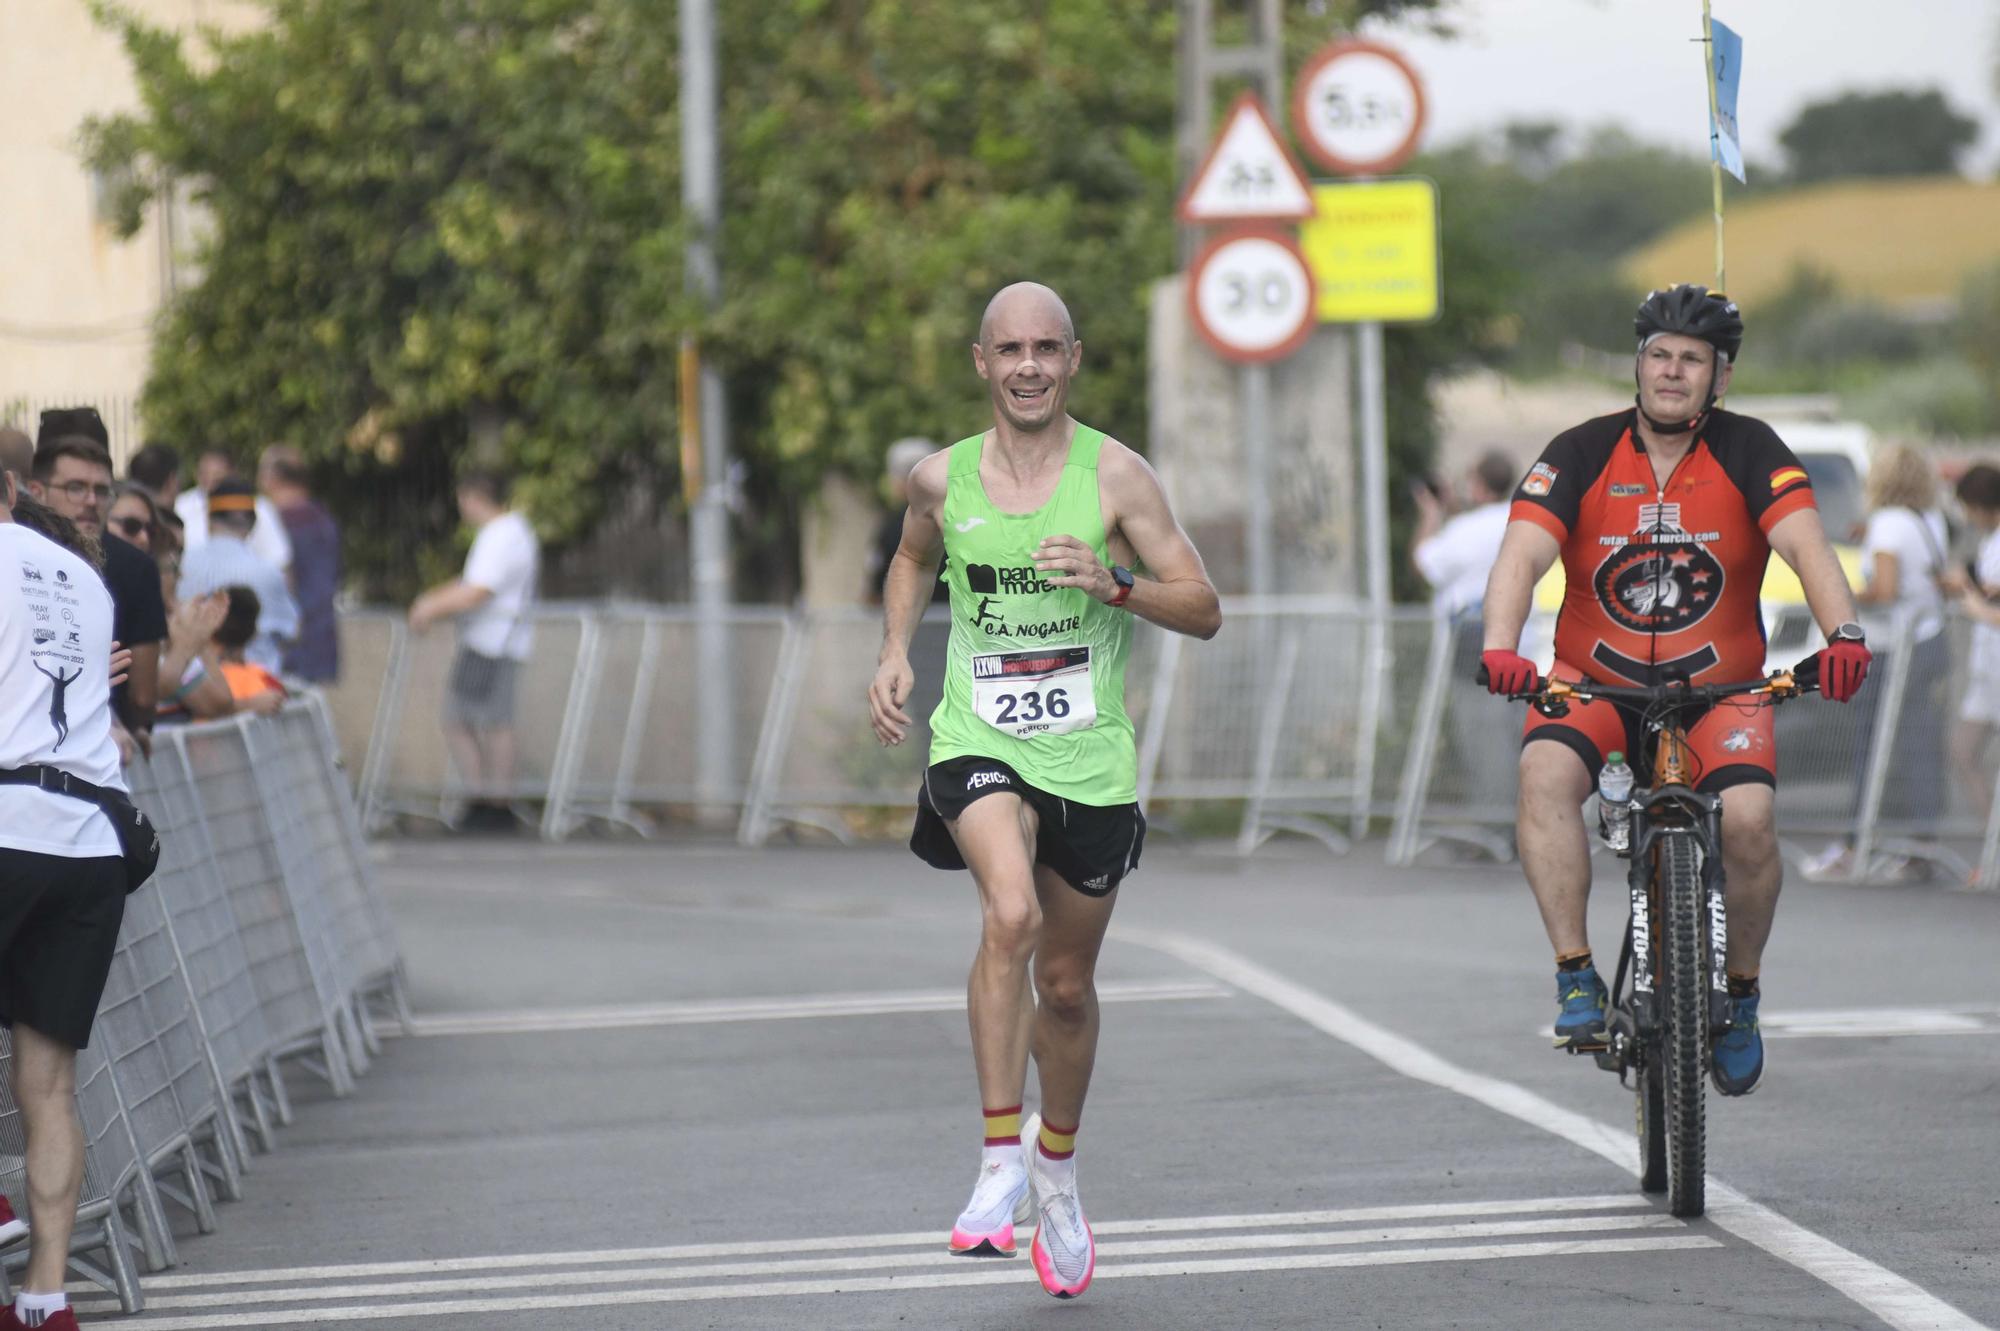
[1598,752,1634,854]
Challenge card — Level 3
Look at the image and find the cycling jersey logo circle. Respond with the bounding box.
[1593,541,1724,631]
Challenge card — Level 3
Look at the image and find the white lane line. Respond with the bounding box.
[396,977,1231,1037]
[1137,929,1993,1331]
[77,1214,1685,1311]
[74,1193,1651,1292]
[1761,1007,2000,1039]
[79,1236,1723,1329]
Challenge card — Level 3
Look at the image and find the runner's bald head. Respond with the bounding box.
[979,283,1076,348]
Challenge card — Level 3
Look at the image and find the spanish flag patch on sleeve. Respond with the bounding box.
[1770,466,1809,494]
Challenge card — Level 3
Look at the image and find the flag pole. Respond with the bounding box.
[1701,0,1727,293]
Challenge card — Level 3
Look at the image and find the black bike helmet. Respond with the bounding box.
[1634,284,1743,364]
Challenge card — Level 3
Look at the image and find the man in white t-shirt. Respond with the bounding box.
[1413,450,1519,806]
[174,447,293,573]
[0,465,132,1331]
[409,470,539,833]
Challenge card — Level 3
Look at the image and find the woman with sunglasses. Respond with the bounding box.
[107,483,161,554]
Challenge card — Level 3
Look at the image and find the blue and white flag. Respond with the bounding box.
[1709,17,1746,183]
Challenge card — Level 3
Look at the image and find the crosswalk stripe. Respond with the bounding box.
[79,1235,1724,1329]
[71,1193,1651,1292]
[74,1212,1685,1312]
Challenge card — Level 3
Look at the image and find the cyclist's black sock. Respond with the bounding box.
[1726,971,1760,997]
[1556,949,1594,973]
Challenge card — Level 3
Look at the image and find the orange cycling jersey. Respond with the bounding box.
[1510,407,1817,687]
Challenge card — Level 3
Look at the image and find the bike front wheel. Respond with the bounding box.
[1661,831,1708,1217]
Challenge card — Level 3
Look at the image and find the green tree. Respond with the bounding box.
[88,0,1448,597]
[1778,88,1979,184]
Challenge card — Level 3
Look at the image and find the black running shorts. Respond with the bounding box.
[911,756,1145,897]
[0,848,128,1050]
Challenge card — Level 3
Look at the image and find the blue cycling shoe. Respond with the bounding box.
[1712,991,1764,1096]
[1552,965,1609,1049]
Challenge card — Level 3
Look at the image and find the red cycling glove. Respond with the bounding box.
[1815,639,1872,703]
[1479,649,1538,696]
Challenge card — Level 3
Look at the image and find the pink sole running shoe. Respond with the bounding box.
[947,1113,1037,1257]
[0,1194,26,1248]
[1029,1156,1094,1298]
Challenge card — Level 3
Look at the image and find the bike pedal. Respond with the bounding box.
[1564,1040,1610,1055]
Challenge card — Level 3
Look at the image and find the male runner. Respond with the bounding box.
[867,282,1220,1299]
[1479,285,1870,1096]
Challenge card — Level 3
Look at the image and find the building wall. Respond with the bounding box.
[0,0,257,457]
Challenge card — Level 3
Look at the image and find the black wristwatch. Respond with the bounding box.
[1828,622,1866,645]
[1107,565,1135,609]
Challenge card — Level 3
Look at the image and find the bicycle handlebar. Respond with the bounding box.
[1476,654,1824,710]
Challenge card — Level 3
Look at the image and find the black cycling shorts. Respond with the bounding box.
[0,848,127,1050]
[911,756,1145,897]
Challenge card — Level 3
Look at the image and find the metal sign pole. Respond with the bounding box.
[681,0,734,813]
[1354,318,1391,836]
[1242,362,1275,597]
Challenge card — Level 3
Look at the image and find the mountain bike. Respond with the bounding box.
[1490,662,1817,1218]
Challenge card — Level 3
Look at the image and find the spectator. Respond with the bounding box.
[867,437,946,605]
[257,444,341,682]
[1948,464,2000,825]
[211,586,287,713]
[125,442,182,507]
[0,460,137,1331]
[0,426,31,486]
[409,469,539,833]
[1804,444,1949,879]
[28,430,167,752]
[177,477,299,674]
[175,447,292,571]
[154,589,236,726]
[1413,450,1520,810]
[106,484,163,557]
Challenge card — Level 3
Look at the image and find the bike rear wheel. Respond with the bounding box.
[1661,831,1708,1217]
[1637,1055,1667,1194]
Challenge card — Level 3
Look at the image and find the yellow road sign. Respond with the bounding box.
[1300,178,1439,323]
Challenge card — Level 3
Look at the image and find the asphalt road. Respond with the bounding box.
[83,834,2000,1329]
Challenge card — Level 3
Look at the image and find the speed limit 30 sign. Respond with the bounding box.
[1186,228,1317,364]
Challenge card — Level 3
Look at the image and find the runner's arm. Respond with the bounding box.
[869,453,947,745]
[1074,441,1220,640]
[1481,520,1560,652]
[1767,508,1860,636]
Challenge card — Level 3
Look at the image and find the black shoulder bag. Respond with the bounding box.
[0,765,161,893]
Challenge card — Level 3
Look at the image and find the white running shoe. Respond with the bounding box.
[1028,1143,1095,1298]
[946,1113,1036,1257]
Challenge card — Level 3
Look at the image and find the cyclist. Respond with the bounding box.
[867,282,1220,1298]
[1478,285,1871,1095]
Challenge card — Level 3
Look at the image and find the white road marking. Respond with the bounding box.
[396,977,1231,1037]
[1540,1005,2000,1043]
[76,1213,1685,1312]
[68,1193,1652,1294]
[1138,929,1993,1331]
[78,1236,1722,1328]
[1760,1006,2000,1039]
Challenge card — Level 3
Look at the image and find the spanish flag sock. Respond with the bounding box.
[1037,1119,1077,1160]
[981,1104,1024,1166]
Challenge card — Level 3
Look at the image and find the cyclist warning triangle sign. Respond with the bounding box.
[1177,93,1315,224]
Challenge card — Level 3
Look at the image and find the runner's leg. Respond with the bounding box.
[1518,740,1595,955]
[949,793,1042,1111]
[1029,866,1118,1131]
[10,1022,81,1293]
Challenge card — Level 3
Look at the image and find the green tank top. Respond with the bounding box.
[928,424,1136,804]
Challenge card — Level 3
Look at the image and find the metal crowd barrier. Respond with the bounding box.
[332,597,2000,887]
[0,698,404,1313]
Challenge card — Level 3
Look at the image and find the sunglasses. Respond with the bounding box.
[113,516,150,539]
